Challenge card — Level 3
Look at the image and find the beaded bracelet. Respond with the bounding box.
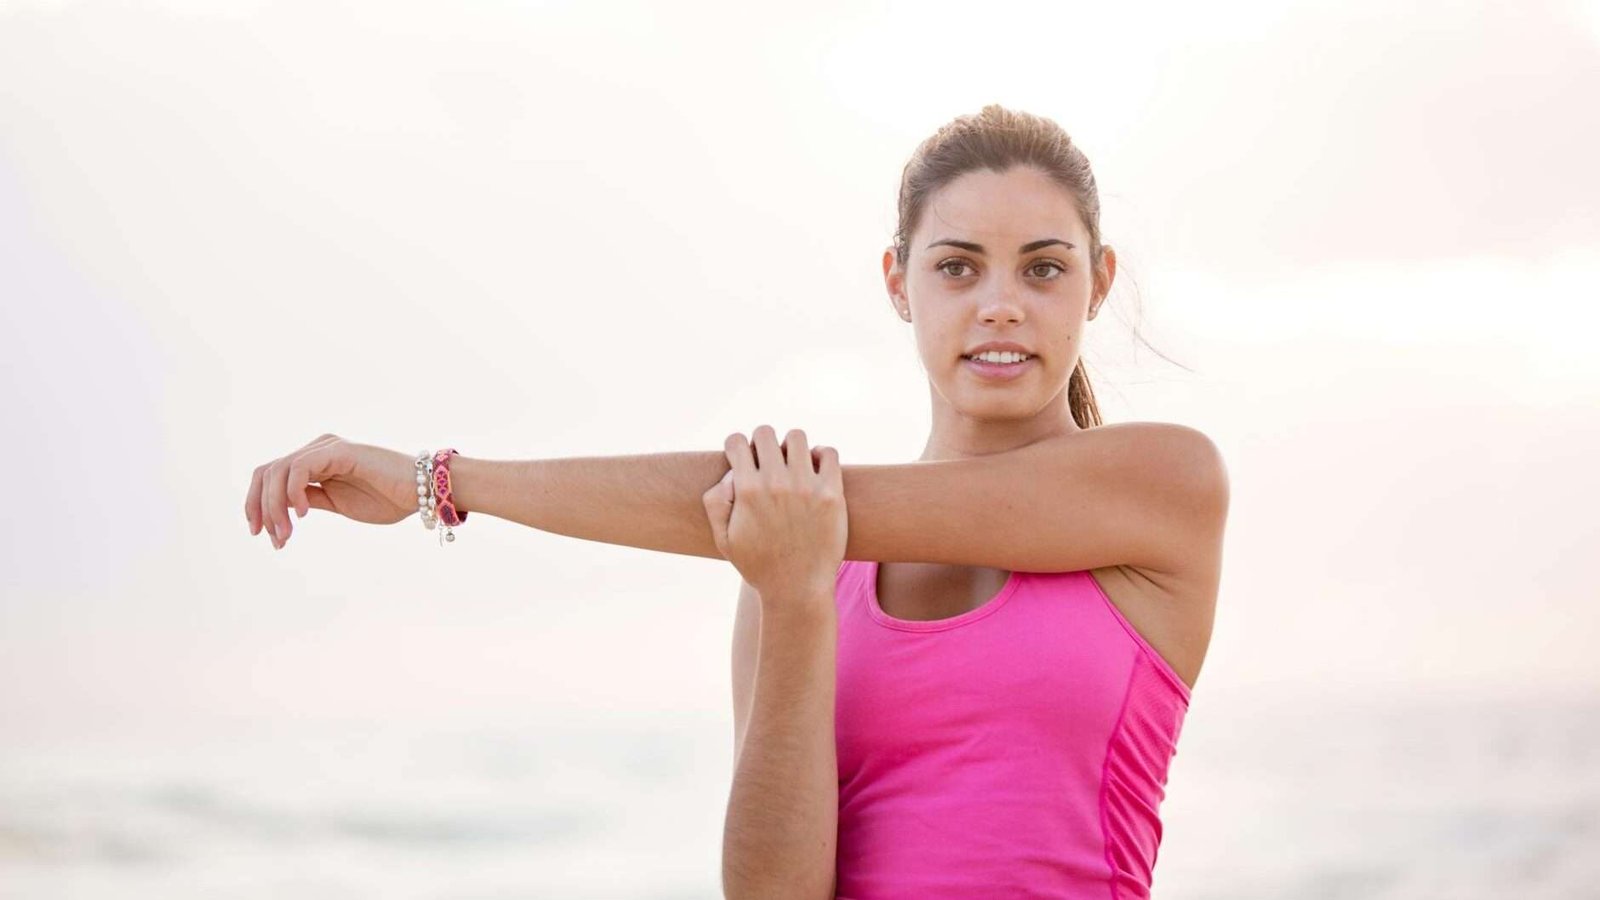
[415,448,468,545]
[414,451,438,531]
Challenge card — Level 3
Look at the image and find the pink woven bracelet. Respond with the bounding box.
[431,448,467,542]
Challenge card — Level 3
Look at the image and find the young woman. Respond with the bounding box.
[243,104,1229,899]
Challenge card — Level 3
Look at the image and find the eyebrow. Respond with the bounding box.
[924,238,1076,254]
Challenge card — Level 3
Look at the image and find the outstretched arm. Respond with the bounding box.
[452,449,734,561]
[450,421,1228,577]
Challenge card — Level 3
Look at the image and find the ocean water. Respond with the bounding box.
[2,688,1596,899]
[1152,687,1600,900]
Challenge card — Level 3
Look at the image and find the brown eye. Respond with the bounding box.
[938,260,973,277]
[1030,261,1066,278]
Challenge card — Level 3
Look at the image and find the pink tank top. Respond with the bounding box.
[832,558,1192,899]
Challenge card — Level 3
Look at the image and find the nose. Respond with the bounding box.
[978,292,1024,325]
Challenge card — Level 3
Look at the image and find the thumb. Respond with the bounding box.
[304,484,335,513]
[702,468,733,523]
[704,469,734,510]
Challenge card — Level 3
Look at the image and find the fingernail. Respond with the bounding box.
[274,524,285,543]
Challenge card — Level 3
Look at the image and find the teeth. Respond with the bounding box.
[968,351,1031,364]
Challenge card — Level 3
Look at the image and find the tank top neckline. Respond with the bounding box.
[863,559,1024,633]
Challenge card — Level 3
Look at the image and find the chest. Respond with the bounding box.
[873,562,1012,621]
[872,561,1203,691]
[836,566,1141,782]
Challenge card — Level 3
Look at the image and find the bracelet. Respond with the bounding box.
[415,448,467,546]
[432,448,467,544]
[414,451,438,531]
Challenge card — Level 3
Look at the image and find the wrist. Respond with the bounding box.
[446,454,493,519]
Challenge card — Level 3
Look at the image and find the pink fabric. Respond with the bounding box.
[831,559,1192,899]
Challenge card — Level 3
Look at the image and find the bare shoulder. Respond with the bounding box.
[1053,419,1230,574]
[1072,421,1229,692]
[1084,420,1230,507]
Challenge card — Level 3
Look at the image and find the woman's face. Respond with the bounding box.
[882,164,1115,421]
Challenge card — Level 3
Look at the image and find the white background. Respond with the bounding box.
[3,0,1597,896]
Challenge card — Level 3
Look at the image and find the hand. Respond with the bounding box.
[244,434,419,549]
[702,425,847,606]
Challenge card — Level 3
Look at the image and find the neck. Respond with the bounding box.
[921,389,1082,461]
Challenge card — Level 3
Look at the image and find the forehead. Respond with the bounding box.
[916,165,1086,247]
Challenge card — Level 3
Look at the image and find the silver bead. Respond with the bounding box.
[444,530,455,543]
[417,485,428,497]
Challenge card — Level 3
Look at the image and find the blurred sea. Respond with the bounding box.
[2,686,1596,899]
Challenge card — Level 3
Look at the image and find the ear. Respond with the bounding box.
[1091,245,1118,319]
[883,246,911,321]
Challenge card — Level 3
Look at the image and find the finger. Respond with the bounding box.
[783,429,811,477]
[702,468,734,506]
[264,461,291,547]
[816,445,840,484]
[750,424,782,473]
[701,469,735,556]
[724,432,757,480]
[285,445,324,519]
[258,463,279,546]
[246,465,266,535]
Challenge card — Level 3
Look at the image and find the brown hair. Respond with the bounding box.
[893,104,1172,429]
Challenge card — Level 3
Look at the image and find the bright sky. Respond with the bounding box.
[2,0,1597,741]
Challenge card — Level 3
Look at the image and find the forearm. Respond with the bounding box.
[723,601,838,900]
[448,450,730,560]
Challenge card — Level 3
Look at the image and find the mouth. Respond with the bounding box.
[961,355,1036,380]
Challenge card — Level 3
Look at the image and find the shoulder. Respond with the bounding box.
[1062,421,1228,498]
[1056,421,1231,564]
[1082,419,1222,456]
[1105,421,1228,502]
